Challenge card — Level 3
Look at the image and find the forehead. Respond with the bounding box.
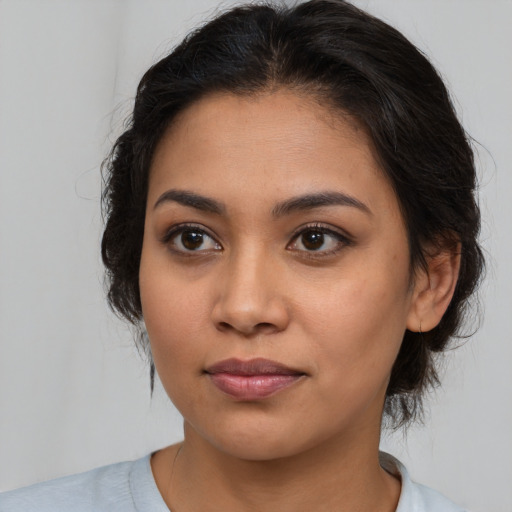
[148,90,397,216]
[158,89,372,163]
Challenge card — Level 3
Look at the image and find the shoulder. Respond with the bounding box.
[380,452,469,512]
[0,456,148,512]
[408,481,468,512]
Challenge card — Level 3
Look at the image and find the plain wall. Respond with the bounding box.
[0,1,510,511]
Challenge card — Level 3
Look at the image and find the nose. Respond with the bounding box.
[211,249,290,336]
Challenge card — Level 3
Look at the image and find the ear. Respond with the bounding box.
[406,243,461,333]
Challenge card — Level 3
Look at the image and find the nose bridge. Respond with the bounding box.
[212,241,288,334]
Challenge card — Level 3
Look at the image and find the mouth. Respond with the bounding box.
[204,358,306,401]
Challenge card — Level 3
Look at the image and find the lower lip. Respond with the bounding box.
[208,373,303,400]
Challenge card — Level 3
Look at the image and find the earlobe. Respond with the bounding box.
[406,244,461,333]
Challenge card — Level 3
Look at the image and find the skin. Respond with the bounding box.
[139,90,459,512]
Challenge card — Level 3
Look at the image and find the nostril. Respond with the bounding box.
[215,320,279,335]
[211,294,290,335]
[217,321,232,331]
[255,322,277,333]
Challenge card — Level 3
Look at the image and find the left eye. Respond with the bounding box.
[288,227,347,253]
[165,226,221,253]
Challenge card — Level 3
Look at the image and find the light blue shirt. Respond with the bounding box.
[0,452,467,511]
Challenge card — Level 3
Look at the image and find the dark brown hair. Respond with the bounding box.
[101,0,484,428]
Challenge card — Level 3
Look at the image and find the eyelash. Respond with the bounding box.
[161,223,221,255]
[287,223,352,258]
[161,222,352,258]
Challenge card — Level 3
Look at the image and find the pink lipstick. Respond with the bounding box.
[205,358,305,400]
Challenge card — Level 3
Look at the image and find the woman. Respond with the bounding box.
[0,1,484,510]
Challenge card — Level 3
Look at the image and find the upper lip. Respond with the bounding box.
[205,358,305,376]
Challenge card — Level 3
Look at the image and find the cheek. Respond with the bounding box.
[294,255,412,377]
[140,277,210,411]
[139,250,212,370]
[142,287,209,351]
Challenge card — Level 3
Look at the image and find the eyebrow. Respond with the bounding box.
[153,189,371,217]
[271,191,372,217]
[153,189,225,215]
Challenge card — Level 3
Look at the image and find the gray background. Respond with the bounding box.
[0,1,510,511]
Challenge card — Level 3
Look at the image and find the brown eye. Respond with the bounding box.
[164,225,221,253]
[301,231,325,251]
[288,225,350,255]
[181,230,205,250]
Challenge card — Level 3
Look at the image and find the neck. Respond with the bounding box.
[152,422,400,512]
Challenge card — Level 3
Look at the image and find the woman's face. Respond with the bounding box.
[140,90,420,460]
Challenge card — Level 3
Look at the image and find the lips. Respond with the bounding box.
[205,358,305,400]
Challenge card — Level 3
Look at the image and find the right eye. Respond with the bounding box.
[163,225,222,254]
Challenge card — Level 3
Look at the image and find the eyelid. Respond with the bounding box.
[289,222,353,241]
[287,222,353,254]
[159,222,352,256]
[160,223,222,252]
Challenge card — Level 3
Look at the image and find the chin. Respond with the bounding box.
[213,436,308,462]
[187,417,335,463]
